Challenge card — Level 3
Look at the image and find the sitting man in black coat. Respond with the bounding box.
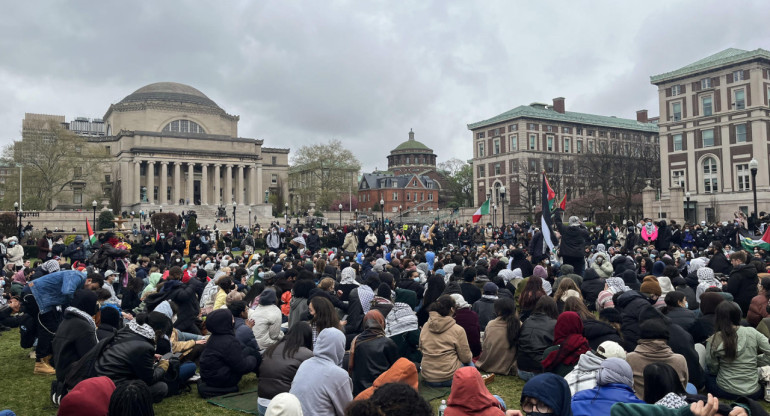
[52,289,99,384]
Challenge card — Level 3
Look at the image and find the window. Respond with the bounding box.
[576,140,583,154]
[494,163,501,176]
[587,140,594,153]
[406,192,411,201]
[428,193,433,201]
[271,174,278,184]
[546,136,554,151]
[405,157,411,164]
[73,188,83,205]
[702,96,713,116]
[671,170,685,187]
[510,134,518,151]
[510,160,519,172]
[478,165,485,178]
[587,129,595,137]
[528,159,538,171]
[599,141,608,153]
[528,123,537,130]
[673,134,683,151]
[672,102,682,121]
[414,192,417,201]
[477,132,485,139]
[737,164,751,191]
[703,157,718,193]
[701,78,712,89]
[271,156,277,165]
[736,123,747,142]
[478,142,485,157]
[610,132,617,139]
[563,127,571,134]
[508,124,517,132]
[74,167,83,177]
[671,85,681,95]
[493,138,500,155]
[162,119,205,133]
[546,125,554,132]
[529,134,536,150]
[421,192,424,201]
[105,174,112,183]
[545,160,554,173]
[733,70,744,82]
[734,89,745,110]
[564,138,571,153]
[702,129,714,147]
[599,131,606,138]
[576,127,583,135]
[392,192,398,201]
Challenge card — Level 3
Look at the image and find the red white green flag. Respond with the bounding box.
[472,199,490,224]
[558,193,567,211]
[739,227,770,251]
[86,219,97,245]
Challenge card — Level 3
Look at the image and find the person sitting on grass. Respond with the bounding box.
[419,295,473,387]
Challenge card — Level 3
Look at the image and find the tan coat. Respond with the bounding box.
[476,317,518,375]
[343,232,358,253]
[626,339,688,399]
[419,311,472,383]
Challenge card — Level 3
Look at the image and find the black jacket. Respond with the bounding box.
[95,326,163,385]
[665,306,696,332]
[258,342,313,400]
[616,290,653,351]
[308,288,347,312]
[555,217,589,258]
[580,269,605,311]
[582,319,622,351]
[163,281,201,333]
[708,253,732,275]
[396,279,424,302]
[52,308,98,382]
[97,322,119,342]
[200,310,259,388]
[306,233,321,253]
[460,282,481,306]
[665,319,705,389]
[350,335,399,396]
[121,290,141,314]
[517,312,556,373]
[471,297,497,331]
[727,263,758,316]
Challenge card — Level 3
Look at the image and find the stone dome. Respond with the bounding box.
[119,82,221,109]
[391,129,433,154]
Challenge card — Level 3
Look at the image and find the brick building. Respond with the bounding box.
[357,172,439,215]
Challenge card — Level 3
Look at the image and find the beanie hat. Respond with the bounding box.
[449,293,470,309]
[99,305,121,329]
[57,376,115,416]
[640,280,662,297]
[596,340,626,360]
[605,277,629,294]
[533,265,548,279]
[639,318,669,340]
[657,276,675,295]
[259,289,277,306]
[265,392,304,416]
[596,357,634,388]
[71,289,98,316]
[483,282,499,295]
[568,216,581,226]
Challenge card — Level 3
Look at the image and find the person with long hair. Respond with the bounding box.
[564,296,622,350]
[748,276,770,327]
[349,310,399,396]
[706,301,770,400]
[417,275,446,327]
[553,278,583,313]
[419,295,472,387]
[108,380,155,416]
[518,275,546,321]
[258,322,314,415]
[476,297,521,375]
[662,291,695,332]
[642,362,687,406]
[308,296,341,347]
[517,296,558,381]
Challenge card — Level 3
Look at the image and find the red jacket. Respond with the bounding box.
[445,367,504,416]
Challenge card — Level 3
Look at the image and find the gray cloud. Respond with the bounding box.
[1,1,769,171]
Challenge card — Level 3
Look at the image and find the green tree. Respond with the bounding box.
[186,215,199,237]
[0,212,18,237]
[98,210,115,231]
[291,139,360,212]
[151,212,180,235]
[438,158,473,207]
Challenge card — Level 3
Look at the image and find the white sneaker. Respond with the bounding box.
[29,350,35,359]
[188,373,201,382]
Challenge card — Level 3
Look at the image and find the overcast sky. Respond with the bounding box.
[1,1,769,172]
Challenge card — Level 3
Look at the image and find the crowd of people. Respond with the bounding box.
[1,212,770,416]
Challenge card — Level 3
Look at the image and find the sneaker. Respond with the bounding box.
[188,373,201,382]
[34,360,56,375]
[29,350,36,359]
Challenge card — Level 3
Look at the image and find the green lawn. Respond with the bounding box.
[0,330,525,415]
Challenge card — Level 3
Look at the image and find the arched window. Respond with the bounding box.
[162,119,205,134]
[703,157,718,193]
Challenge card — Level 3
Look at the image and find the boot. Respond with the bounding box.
[34,356,55,375]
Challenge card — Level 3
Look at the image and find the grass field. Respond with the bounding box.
[0,330,525,415]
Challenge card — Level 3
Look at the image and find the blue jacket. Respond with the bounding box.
[571,383,644,416]
[425,251,436,270]
[29,270,87,314]
[233,316,260,352]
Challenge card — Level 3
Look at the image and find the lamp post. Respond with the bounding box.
[500,185,506,228]
[399,205,402,226]
[354,209,358,226]
[284,202,289,226]
[608,205,612,223]
[264,190,269,204]
[14,202,21,238]
[338,203,343,227]
[380,198,385,232]
[159,205,163,213]
[493,203,497,227]
[92,200,98,227]
[685,192,691,224]
[248,208,252,230]
[750,158,759,232]
[232,200,237,226]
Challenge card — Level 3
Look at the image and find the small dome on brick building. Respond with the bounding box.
[387,130,437,173]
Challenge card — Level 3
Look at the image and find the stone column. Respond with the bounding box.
[225,165,233,204]
[159,162,168,205]
[146,161,155,204]
[173,163,181,204]
[256,162,264,203]
[134,160,141,204]
[237,165,245,204]
[213,164,221,205]
[249,165,257,205]
[187,163,195,205]
[200,163,209,205]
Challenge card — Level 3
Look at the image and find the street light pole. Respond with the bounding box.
[500,185,506,228]
[92,200,98,227]
[14,202,20,238]
[750,158,759,232]
[284,202,289,226]
[399,205,402,226]
[249,208,252,231]
[685,192,691,224]
[608,206,612,223]
[338,203,343,227]
[380,198,385,232]
[232,200,237,227]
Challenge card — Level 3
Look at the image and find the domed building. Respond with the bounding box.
[387,129,438,175]
[97,82,289,217]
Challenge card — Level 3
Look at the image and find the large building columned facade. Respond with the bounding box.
[647,48,770,224]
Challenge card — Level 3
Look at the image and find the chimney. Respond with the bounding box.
[408,128,414,141]
[636,109,648,123]
[552,97,565,114]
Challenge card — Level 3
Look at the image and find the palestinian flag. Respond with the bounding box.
[472,199,490,224]
[558,193,567,211]
[86,219,97,245]
[541,173,555,251]
[739,226,770,251]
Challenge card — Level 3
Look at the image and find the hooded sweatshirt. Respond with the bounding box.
[353,357,418,400]
[521,373,573,416]
[289,328,353,416]
[563,350,605,395]
[445,366,505,416]
[419,311,473,383]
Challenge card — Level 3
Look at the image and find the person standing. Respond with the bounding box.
[37,230,54,260]
[555,215,589,276]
